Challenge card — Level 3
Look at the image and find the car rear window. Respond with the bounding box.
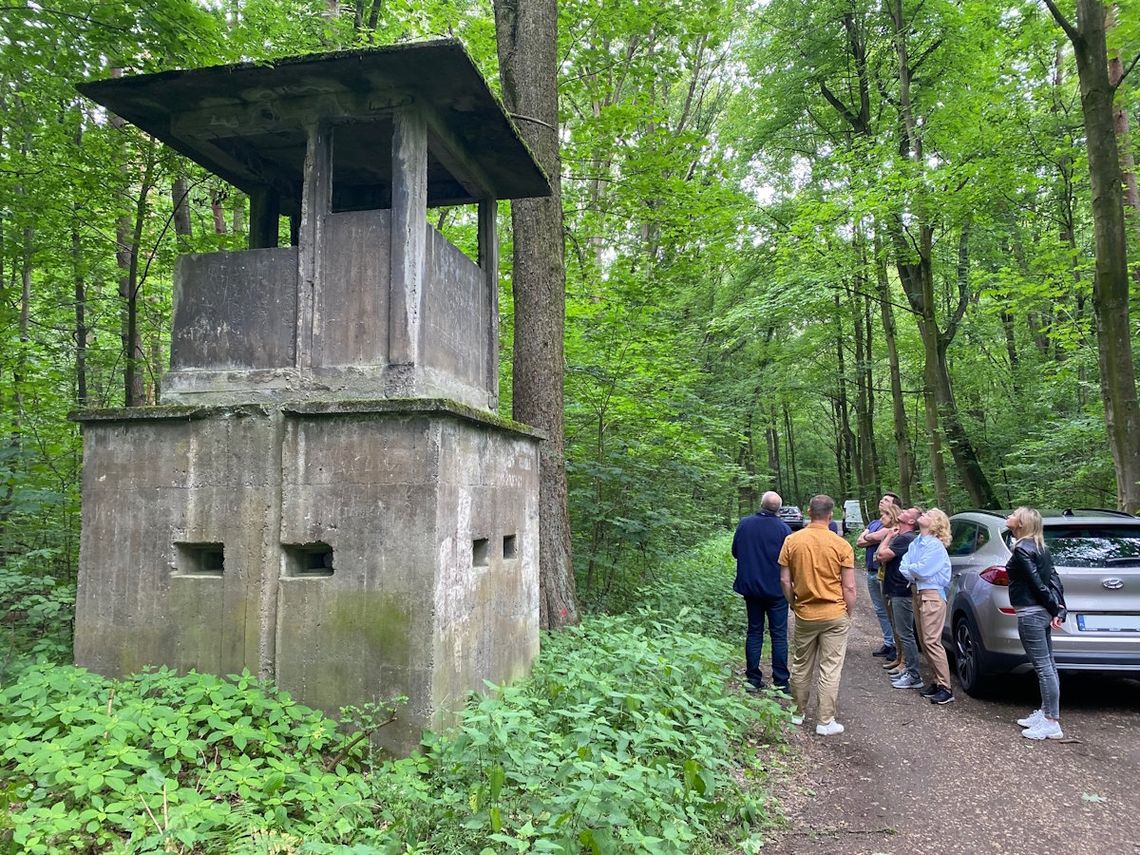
[1042,524,1140,567]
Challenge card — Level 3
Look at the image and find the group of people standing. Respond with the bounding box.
[732,491,1067,740]
[858,494,954,704]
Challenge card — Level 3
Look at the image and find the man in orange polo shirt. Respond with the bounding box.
[778,494,857,736]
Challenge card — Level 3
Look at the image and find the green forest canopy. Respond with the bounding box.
[1,0,1138,603]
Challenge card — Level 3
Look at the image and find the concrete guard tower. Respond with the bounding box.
[72,40,548,755]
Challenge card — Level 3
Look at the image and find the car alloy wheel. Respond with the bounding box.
[953,614,987,696]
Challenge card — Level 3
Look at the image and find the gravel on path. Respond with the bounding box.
[761,605,1140,854]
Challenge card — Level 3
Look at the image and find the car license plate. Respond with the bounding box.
[1076,614,1140,632]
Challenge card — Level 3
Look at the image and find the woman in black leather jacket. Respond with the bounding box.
[1005,507,1066,740]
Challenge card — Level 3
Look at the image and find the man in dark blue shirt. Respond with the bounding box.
[732,491,792,692]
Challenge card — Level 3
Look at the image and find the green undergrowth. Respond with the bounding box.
[0,553,75,678]
[0,534,787,853]
[375,615,784,853]
[581,532,741,644]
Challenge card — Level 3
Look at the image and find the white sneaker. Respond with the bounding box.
[1017,709,1045,728]
[1022,718,1064,740]
[891,673,923,689]
[790,712,805,725]
[815,719,845,736]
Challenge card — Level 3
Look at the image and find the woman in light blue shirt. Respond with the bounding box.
[898,509,954,705]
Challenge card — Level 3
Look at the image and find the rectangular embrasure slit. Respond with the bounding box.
[283,542,334,578]
[473,538,490,567]
[502,534,517,560]
[174,542,225,577]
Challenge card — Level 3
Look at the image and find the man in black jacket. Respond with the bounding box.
[733,491,793,692]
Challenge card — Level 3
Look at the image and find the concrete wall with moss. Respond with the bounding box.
[73,401,541,755]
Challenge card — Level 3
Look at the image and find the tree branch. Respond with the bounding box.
[819,81,861,130]
[945,221,971,345]
[509,112,558,132]
[0,5,133,33]
[908,37,943,75]
[1041,0,1080,44]
[1111,52,1140,92]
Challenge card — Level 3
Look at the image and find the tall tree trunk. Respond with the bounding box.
[110,72,146,407]
[1044,0,1140,512]
[210,189,227,235]
[887,4,996,510]
[493,0,579,628]
[1107,8,1140,282]
[2,222,33,533]
[737,412,758,516]
[1000,309,1019,387]
[864,292,882,498]
[892,223,997,509]
[848,267,877,504]
[834,293,856,499]
[18,225,31,412]
[918,316,951,509]
[120,141,156,407]
[72,208,87,406]
[783,402,800,504]
[172,176,192,249]
[367,0,383,31]
[232,193,245,237]
[874,230,913,505]
[766,421,782,496]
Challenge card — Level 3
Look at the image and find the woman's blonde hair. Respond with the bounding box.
[924,508,951,546]
[880,504,902,527]
[1011,506,1045,547]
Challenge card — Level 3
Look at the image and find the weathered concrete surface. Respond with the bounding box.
[423,222,489,394]
[165,218,495,411]
[315,210,391,367]
[73,401,540,755]
[73,408,275,679]
[432,418,540,715]
[171,248,299,371]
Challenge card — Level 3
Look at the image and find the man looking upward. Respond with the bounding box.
[877,507,922,690]
[732,490,792,693]
[778,495,857,735]
[856,492,903,659]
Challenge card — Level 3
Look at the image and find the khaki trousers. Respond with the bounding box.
[789,613,850,723]
[916,589,951,688]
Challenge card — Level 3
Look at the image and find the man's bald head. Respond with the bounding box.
[761,491,782,512]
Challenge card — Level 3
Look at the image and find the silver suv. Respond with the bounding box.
[944,509,1140,696]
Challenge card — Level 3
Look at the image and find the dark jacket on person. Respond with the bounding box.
[732,510,792,600]
[1007,539,1065,618]
[881,530,918,598]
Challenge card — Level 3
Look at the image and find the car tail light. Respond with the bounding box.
[980,566,1010,586]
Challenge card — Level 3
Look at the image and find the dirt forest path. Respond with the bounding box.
[763,605,1140,854]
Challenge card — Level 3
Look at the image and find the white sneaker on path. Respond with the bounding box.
[891,673,923,689]
[1022,719,1063,740]
[815,719,845,736]
[1017,709,1045,728]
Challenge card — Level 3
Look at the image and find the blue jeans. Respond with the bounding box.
[744,596,789,688]
[867,571,894,646]
[1017,609,1060,719]
[890,593,921,680]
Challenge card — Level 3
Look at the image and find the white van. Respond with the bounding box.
[842,499,865,535]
